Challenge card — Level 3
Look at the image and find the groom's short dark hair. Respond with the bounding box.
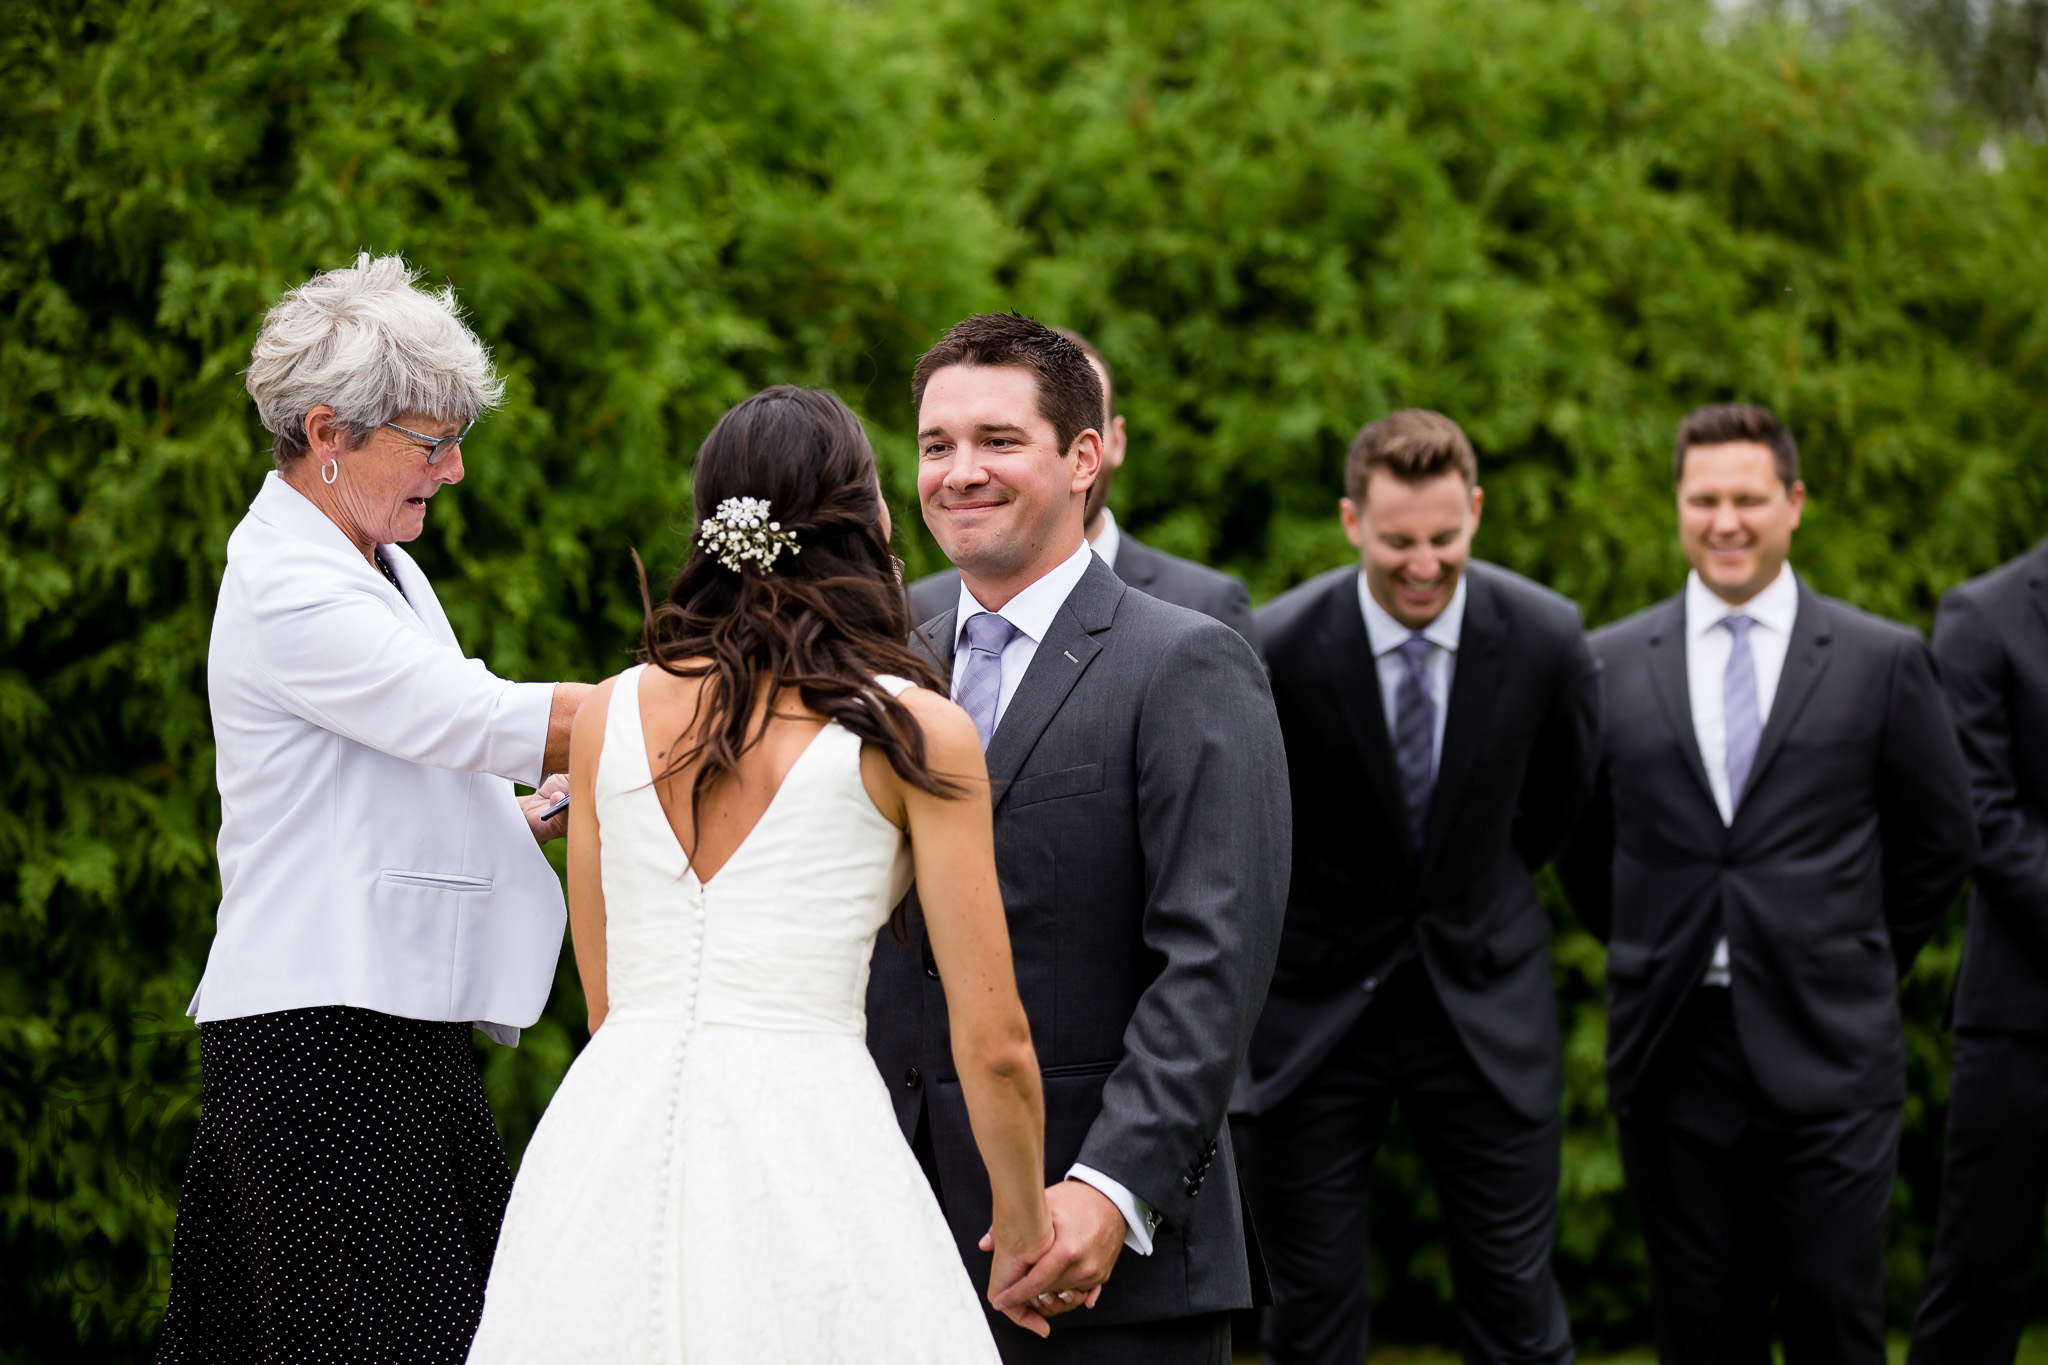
[912,313,1105,458]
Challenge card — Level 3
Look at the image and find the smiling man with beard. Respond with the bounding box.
[1236,409,1597,1365]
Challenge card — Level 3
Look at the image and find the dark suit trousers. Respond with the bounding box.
[1907,1030,2048,1365]
[1618,990,1897,1365]
[1241,960,1571,1365]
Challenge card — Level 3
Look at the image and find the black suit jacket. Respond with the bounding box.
[1235,562,1599,1121]
[1933,540,2048,1033]
[907,534,1256,647]
[1560,581,1975,1116]
[866,555,1291,1327]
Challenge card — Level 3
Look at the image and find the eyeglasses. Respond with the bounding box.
[383,419,473,466]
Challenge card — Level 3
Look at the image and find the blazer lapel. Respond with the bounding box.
[1318,577,1413,857]
[1734,585,1834,812]
[913,608,957,679]
[1418,573,1508,871]
[1642,595,1719,814]
[983,557,1120,809]
[2027,542,2048,639]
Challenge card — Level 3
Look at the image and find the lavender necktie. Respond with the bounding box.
[956,611,1021,750]
[1393,634,1436,850]
[1722,614,1760,811]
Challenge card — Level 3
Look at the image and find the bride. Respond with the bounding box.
[469,386,1056,1362]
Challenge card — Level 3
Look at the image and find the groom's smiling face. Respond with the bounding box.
[917,364,1099,605]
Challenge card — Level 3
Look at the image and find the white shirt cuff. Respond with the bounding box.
[1066,1164,1157,1256]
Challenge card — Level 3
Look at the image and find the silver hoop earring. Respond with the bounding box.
[320,458,339,485]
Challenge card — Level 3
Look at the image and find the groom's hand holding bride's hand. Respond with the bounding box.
[984,1179,1125,1329]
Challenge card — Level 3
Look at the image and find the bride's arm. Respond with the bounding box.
[876,688,1054,1335]
[566,676,616,1035]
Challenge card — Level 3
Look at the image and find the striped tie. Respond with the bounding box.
[1722,614,1760,811]
[1393,634,1436,851]
[956,612,1020,750]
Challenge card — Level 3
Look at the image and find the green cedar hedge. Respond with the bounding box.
[4,0,2044,1356]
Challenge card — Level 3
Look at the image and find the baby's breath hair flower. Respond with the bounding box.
[697,496,801,574]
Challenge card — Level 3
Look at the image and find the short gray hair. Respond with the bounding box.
[245,252,506,469]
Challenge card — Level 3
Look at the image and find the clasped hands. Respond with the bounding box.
[981,1178,1127,1338]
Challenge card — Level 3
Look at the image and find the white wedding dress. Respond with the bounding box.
[468,665,1000,1364]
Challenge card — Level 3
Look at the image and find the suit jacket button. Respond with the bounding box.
[1362,977,1378,993]
[925,963,941,980]
[903,1068,921,1088]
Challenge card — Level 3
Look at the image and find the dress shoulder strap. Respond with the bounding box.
[873,674,918,698]
[597,663,651,791]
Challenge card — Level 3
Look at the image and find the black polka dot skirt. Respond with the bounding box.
[156,1006,514,1365]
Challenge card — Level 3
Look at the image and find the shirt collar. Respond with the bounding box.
[1357,570,1467,658]
[1686,563,1798,639]
[1090,506,1122,572]
[954,539,1095,651]
[252,470,382,561]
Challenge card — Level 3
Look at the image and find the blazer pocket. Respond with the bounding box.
[1040,1059,1120,1080]
[378,870,494,893]
[1007,762,1106,808]
[1606,940,1656,981]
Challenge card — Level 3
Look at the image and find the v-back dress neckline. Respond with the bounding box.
[631,665,837,889]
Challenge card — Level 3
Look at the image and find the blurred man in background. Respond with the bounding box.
[906,328,1254,646]
[1908,540,2048,1363]
[1236,410,1597,1365]
[1562,404,1973,1365]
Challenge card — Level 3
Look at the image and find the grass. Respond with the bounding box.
[1229,1325,2048,1364]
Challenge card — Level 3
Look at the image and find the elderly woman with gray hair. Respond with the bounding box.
[157,254,592,1365]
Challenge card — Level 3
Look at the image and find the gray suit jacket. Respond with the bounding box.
[907,534,1256,647]
[866,554,1291,1328]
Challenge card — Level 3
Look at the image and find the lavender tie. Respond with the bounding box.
[1722,614,1760,811]
[1393,634,1437,850]
[957,612,1021,750]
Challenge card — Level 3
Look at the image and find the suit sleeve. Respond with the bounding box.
[1876,629,1977,975]
[1932,590,2048,972]
[1512,614,1601,872]
[1075,624,1291,1231]
[1555,651,1614,944]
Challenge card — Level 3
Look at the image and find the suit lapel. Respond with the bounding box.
[1735,584,1834,812]
[914,608,957,680]
[1317,576,1413,858]
[983,557,1120,809]
[1642,595,1719,814]
[1418,573,1508,871]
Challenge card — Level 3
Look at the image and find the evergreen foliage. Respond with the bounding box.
[3,0,2043,1356]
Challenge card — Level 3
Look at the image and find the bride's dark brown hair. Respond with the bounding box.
[640,385,959,833]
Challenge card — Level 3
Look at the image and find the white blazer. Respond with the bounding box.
[191,472,565,1042]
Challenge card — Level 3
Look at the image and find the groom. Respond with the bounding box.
[867,313,1291,1364]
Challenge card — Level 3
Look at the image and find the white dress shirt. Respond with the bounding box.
[1089,506,1123,572]
[194,472,565,1041]
[950,538,1158,1255]
[1684,564,1799,985]
[1358,572,1467,776]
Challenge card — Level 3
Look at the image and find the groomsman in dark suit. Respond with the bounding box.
[905,328,1255,646]
[1560,404,1974,1365]
[866,313,1291,1363]
[1908,541,2048,1363]
[1236,409,1598,1365]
